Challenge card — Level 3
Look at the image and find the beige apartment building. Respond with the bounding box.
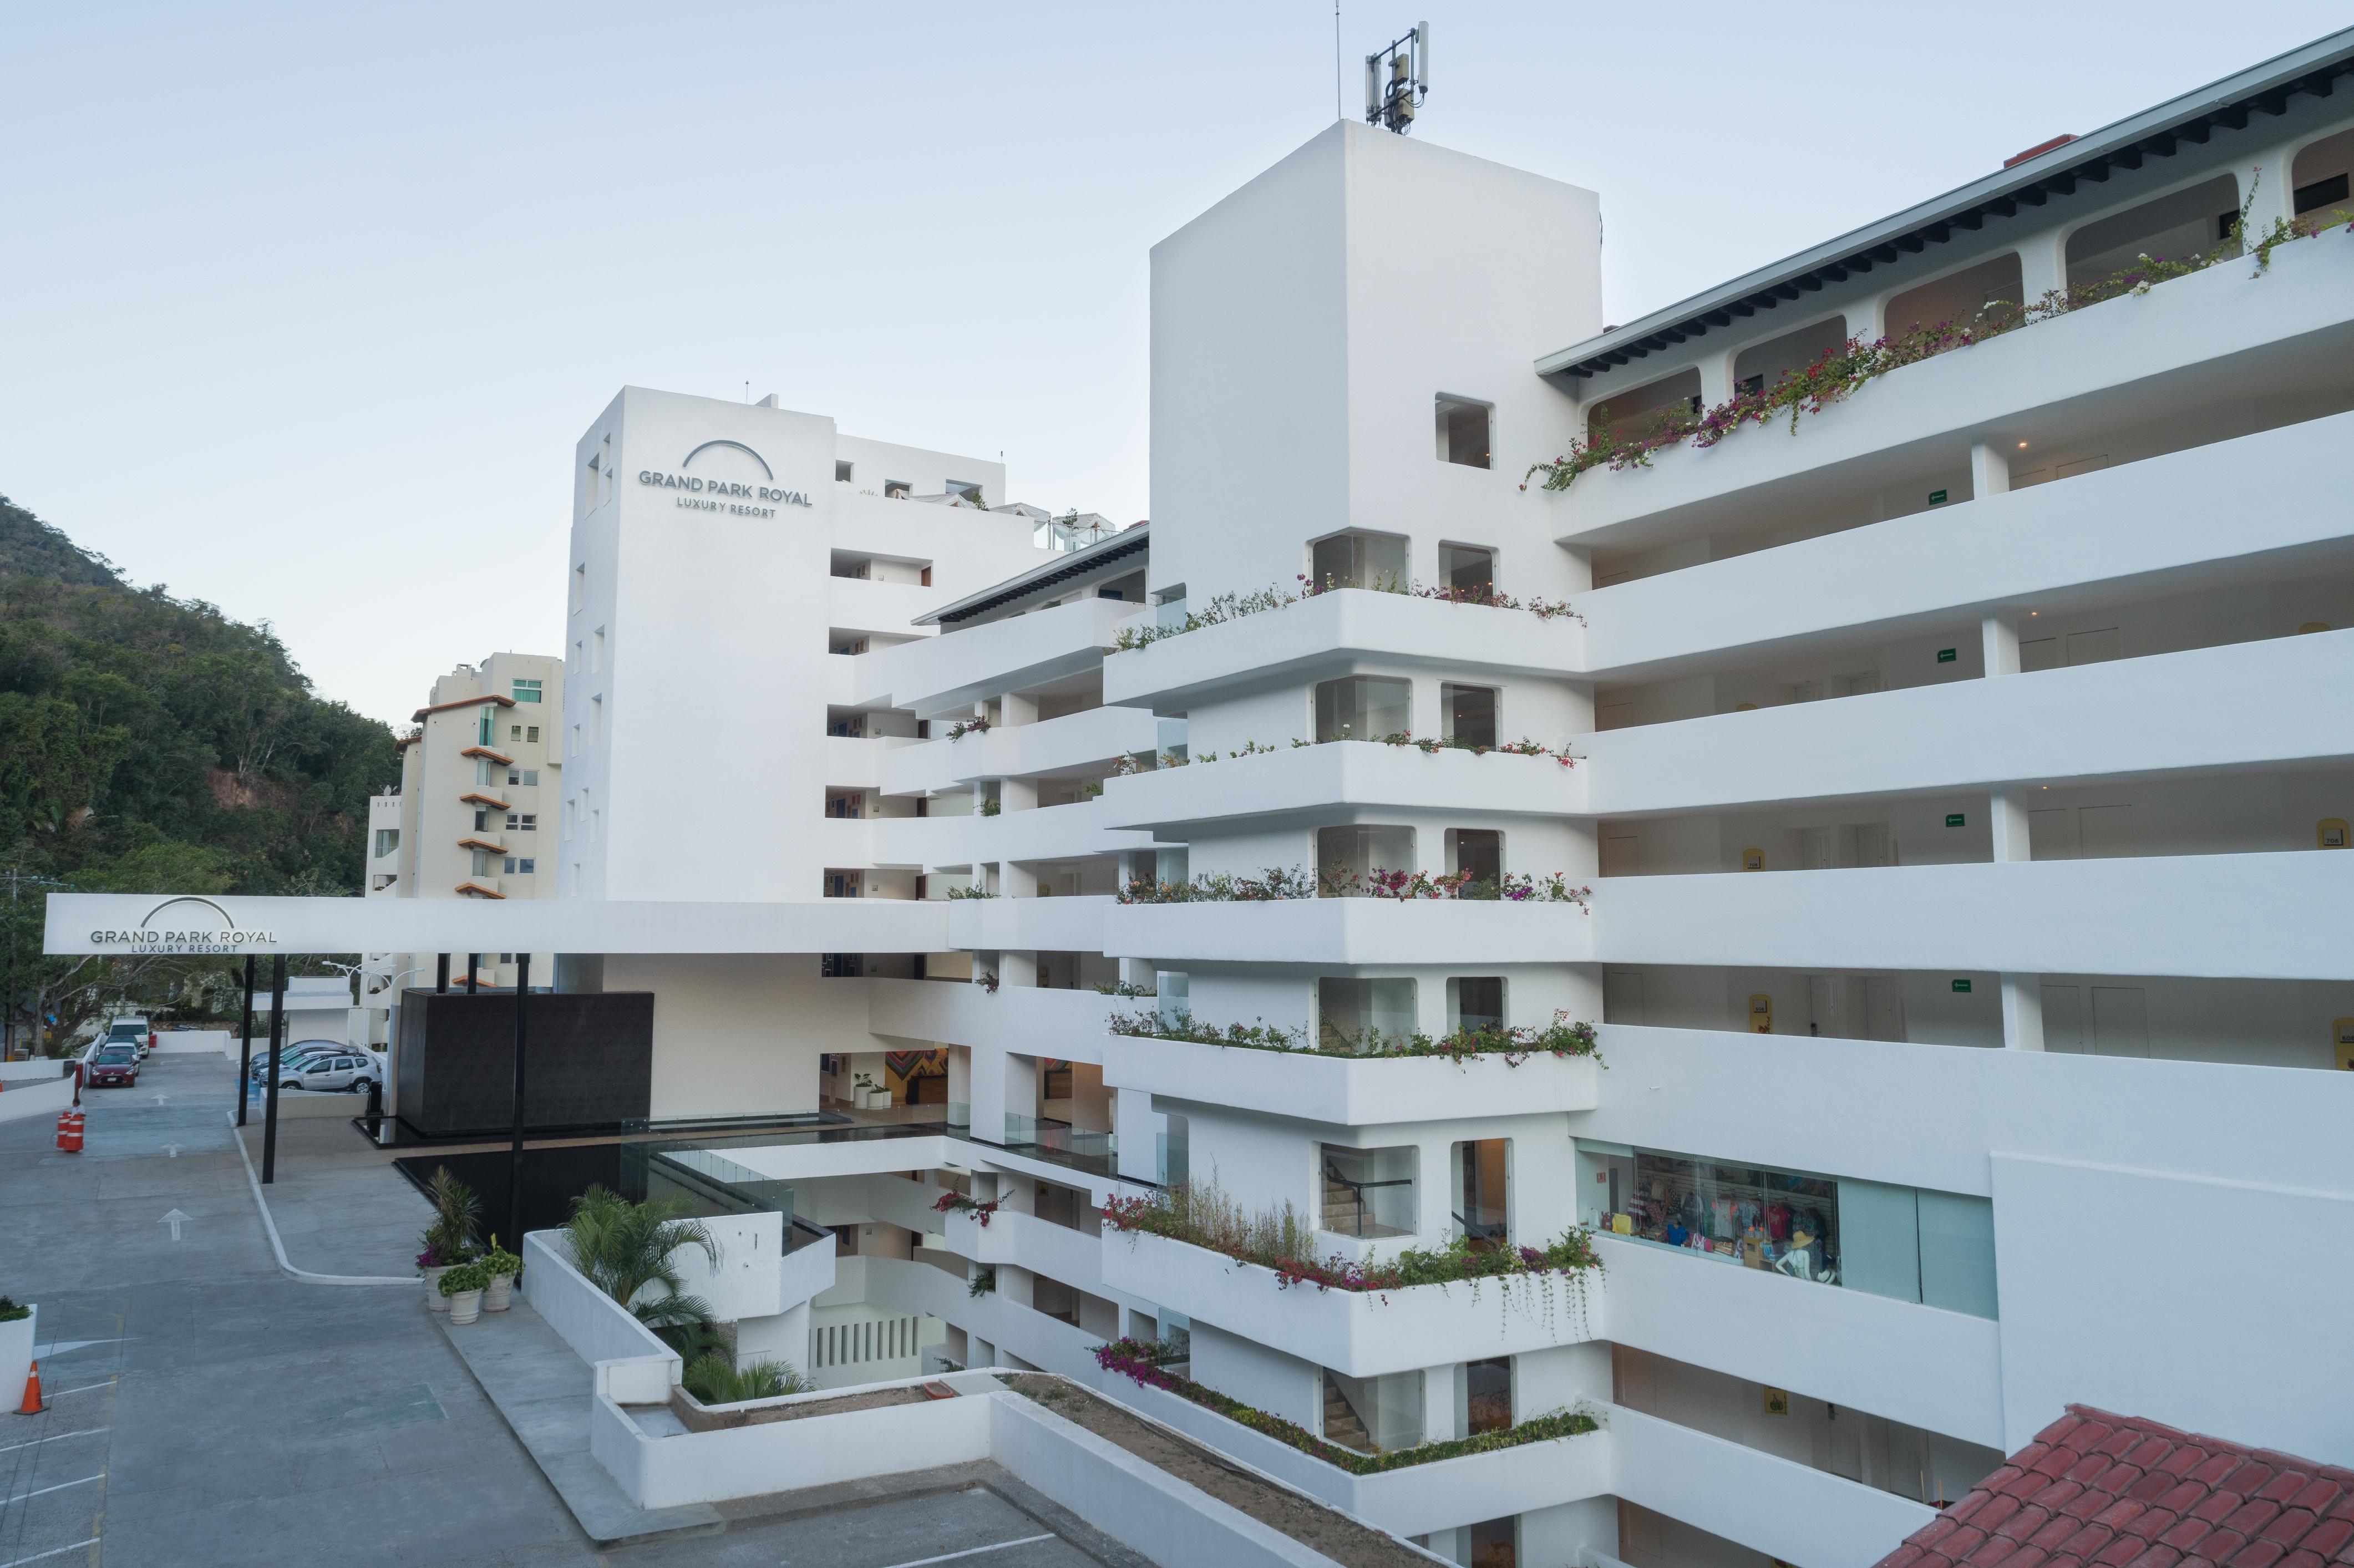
[364,652,564,1015]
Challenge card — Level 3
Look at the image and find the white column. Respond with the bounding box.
[1970,440,2011,502]
[1981,611,2020,678]
[2002,975,2047,1053]
[1422,1367,1460,1445]
[1989,785,2043,1052]
[1844,291,1885,344]
[1114,1088,1160,1183]
[1695,347,1736,409]
[2243,140,2303,234]
[2016,227,2068,307]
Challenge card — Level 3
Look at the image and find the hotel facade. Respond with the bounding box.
[556,36,2354,1568]
[57,27,2354,1568]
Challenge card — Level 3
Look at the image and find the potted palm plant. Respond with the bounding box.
[480,1240,522,1312]
[561,1185,722,1354]
[438,1260,489,1325]
[417,1166,483,1311]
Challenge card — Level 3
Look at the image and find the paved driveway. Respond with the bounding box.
[0,1055,1138,1568]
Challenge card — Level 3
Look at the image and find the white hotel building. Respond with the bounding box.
[113,27,2354,1568]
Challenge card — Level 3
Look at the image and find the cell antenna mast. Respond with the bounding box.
[1364,22,1428,134]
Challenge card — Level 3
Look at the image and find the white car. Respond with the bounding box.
[266,1048,383,1094]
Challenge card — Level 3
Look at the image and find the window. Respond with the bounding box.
[590,696,602,745]
[510,724,522,741]
[1447,828,1503,886]
[1454,1138,1509,1249]
[570,724,581,757]
[835,460,854,483]
[1450,977,1505,1032]
[1320,1143,1417,1237]
[473,809,489,832]
[470,849,493,876]
[821,953,864,977]
[1579,1143,1998,1318]
[2295,171,2350,215]
[1308,530,1407,593]
[506,813,537,832]
[1463,1359,1512,1437]
[478,706,496,745]
[525,726,539,743]
[476,759,496,785]
[1318,977,1414,1052]
[1434,395,1491,468]
[589,809,600,841]
[513,678,542,703]
[592,628,605,672]
[824,872,861,898]
[884,480,910,500]
[562,800,574,838]
[571,562,586,613]
[920,566,932,587]
[1439,544,1493,596]
[1442,684,1498,748]
[1316,825,1413,897]
[503,857,535,875]
[522,768,537,785]
[825,794,863,819]
[372,828,399,859]
[1314,676,1409,743]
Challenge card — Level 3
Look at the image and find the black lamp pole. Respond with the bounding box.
[435,953,449,993]
[465,955,478,996]
[236,955,256,1128]
[260,955,286,1184]
[508,953,530,1250]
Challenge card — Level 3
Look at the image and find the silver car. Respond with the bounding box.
[263,1047,382,1093]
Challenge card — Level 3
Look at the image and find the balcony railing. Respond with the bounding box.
[1003,1113,1117,1177]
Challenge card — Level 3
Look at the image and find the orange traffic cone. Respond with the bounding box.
[17,1362,44,1415]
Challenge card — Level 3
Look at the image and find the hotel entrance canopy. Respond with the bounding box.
[43,893,953,957]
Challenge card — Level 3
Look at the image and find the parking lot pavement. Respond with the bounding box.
[0,1055,1140,1568]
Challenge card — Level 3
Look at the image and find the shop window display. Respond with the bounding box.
[1609,1151,1842,1282]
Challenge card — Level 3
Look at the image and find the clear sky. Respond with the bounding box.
[4,3,2345,727]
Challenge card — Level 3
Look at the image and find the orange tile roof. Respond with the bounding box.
[459,747,515,765]
[454,881,507,900]
[458,793,513,810]
[1877,1405,2354,1568]
[455,836,509,854]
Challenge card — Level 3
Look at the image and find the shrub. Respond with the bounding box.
[0,1297,28,1324]
[438,1261,489,1297]
[562,1185,719,1353]
[683,1352,812,1405]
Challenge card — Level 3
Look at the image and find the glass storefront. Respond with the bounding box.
[1578,1142,1998,1318]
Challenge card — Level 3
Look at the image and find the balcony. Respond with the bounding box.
[869,800,1151,870]
[1609,1404,1936,1568]
[1594,1235,2002,1449]
[1098,1230,1604,1378]
[945,893,1122,955]
[881,706,1161,798]
[827,576,947,638]
[1583,628,2354,816]
[1106,1374,1612,1540]
[1545,229,2354,546]
[866,978,1119,1063]
[1104,1034,1599,1125]
[1102,588,1584,713]
[1576,409,2354,680]
[1591,850,2354,980]
[1106,897,1593,967]
[850,597,1142,714]
[1100,740,1585,833]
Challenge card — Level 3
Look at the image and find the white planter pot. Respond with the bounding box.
[484,1275,514,1313]
[422,1266,451,1311]
[861,1087,892,1109]
[446,1288,483,1326]
[0,1305,33,1410]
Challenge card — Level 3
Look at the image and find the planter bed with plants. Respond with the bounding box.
[1102,1021,1603,1125]
[1098,1185,1604,1376]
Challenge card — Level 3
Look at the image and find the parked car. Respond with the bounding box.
[104,1017,153,1057]
[245,1042,347,1081]
[85,1044,139,1088]
[273,1052,381,1094]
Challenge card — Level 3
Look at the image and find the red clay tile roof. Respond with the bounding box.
[413,693,516,722]
[1877,1405,2354,1568]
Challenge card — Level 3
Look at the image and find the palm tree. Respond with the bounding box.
[420,1166,482,1264]
[682,1351,811,1406]
[561,1185,720,1352]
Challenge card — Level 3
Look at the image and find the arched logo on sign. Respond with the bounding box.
[638,438,811,514]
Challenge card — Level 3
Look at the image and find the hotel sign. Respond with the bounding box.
[638,438,814,518]
[87,896,278,955]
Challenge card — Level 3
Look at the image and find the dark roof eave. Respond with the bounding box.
[917,526,1150,627]
[1534,28,2354,382]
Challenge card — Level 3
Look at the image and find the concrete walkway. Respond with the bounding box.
[434,1297,724,1545]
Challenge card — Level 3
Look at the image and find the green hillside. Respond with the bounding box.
[0,493,397,1047]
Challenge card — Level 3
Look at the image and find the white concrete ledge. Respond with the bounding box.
[1105,1036,1600,1126]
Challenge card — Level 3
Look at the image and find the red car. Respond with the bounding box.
[85,1043,139,1088]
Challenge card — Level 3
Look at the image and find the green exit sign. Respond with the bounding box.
[1937,648,1958,663]
[1928,489,1949,506]
[1946,813,1966,827]
[1952,978,1972,993]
